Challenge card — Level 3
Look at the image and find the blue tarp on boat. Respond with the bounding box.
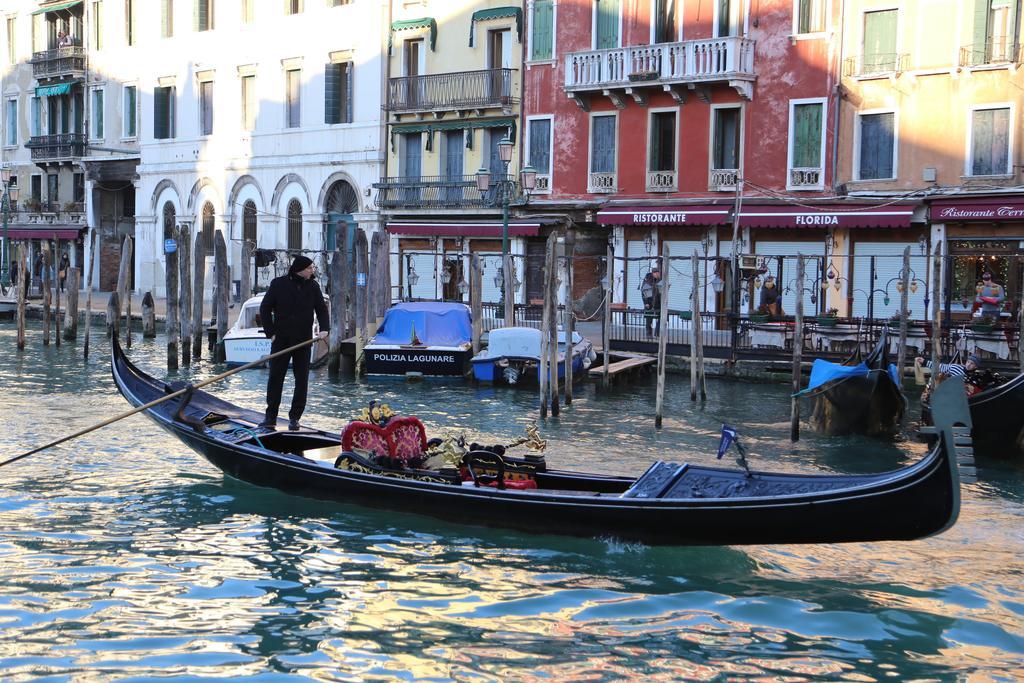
[371,302,472,347]
[800,359,870,394]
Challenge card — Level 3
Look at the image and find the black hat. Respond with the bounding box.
[289,255,313,274]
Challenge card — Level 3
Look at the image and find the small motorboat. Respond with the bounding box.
[110,334,972,546]
[471,326,596,385]
[223,293,329,366]
[800,329,906,436]
[364,302,473,376]
[0,283,16,318]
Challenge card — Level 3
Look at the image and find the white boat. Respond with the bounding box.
[471,326,596,385]
[223,293,330,366]
[0,283,17,318]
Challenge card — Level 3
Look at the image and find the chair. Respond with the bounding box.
[341,421,389,458]
[385,416,428,465]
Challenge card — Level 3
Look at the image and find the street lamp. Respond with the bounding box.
[1,167,20,288]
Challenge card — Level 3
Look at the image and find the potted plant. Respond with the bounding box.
[749,304,770,323]
[24,198,42,213]
[970,314,995,333]
[816,307,839,327]
[675,310,693,321]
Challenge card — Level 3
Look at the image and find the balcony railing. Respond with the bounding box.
[533,174,551,193]
[588,172,616,193]
[25,134,86,162]
[30,46,86,79]
[789,167,823,189]
[842,53,910,78]
[959,39,1021,67]
[564,37,755,96]
[374,174,516,210]
[709,168,739,191]
[387,68,517,114]
[646,170,677,192]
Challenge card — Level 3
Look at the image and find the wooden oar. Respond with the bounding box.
[0,336,321,469]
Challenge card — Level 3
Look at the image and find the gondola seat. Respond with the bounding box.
[341,421,389,458]
[386,416,429,465]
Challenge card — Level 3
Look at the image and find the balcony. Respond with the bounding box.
[25,134,86,162]
[374,175,516,210]
[789,167,823,190]
[588,172,617,193]
[30,46,86,80]
[842,53,910,78]
[646,170,677,193]
[387,68,518,117]
[709,168,739,191]
[960,39,1021,67]
[533,174,551,194]
[564,37,756,107]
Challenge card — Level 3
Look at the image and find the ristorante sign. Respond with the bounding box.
[596,205,915,228]
[931,202,1024,222]
[596,207,732,226]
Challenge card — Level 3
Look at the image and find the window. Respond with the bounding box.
[862,9,897,73]
[716,0,740,37]
[594,0,619,49]
[242,200,257,245]
[199,80,213,136]
[328,0,351,6]
[6,17,14,64]
[856,111,895,180]
[530,0,554,60]
[795,0,826,34]
[5,98,17,146]
[90,88,104,139]
[123,85,137,137]
[161,0,174,38]
[241,0,254,22]
[527,117,551,175]
[648,111,676,172]
[195,0,214,31]
[125,0,136,45]
[47,174,58,207]
[73,173,84,203]
[31,175,42,203]
[201,202,215,252]
[712,106,741,170]
[91,2,102,49]
[653,0,676,43]
[241,75,256,130]
[154,86,176,139]
[285,0,302,14]
[162,201,176,240]
[788,100,825,188]
[325,62,352,124]
[589,113,616,191]
[31,96,41,137]
[287,199,302,250]
[969,0,1017,65]
[285,68,301,128]
[970,106,1011,176]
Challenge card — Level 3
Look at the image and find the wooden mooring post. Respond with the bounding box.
[214,232,229,362]
[240,239,252,303]
[179,225,192,365]
[538,235,553,419]
[896,246,911,386]
[106,291,119,339]
[503,253,515,326]
[16,247,27,350]
[115,235,133,346]
[328,249,345,376]
[691,250,707,401]
[930,243,943,383]
[53,240,61,348]
[354,229,368,376]
[191,236,206,360]
[470,253,482,355]
[548,234,560,417]
[790,255,806,441]
[42,245,51,346]
[62,266,79,341]
[655,246,670,428]
[564,229,575,404]
[142,292,156,338]
[165,227,180,371]
[83,231,97,358]
[602,244,613,387]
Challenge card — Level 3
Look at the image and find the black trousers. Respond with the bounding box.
[265,336,311,423]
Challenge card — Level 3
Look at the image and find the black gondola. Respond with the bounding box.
[111,336,970,546]
[801,329,906,436]
[921,371,1024,457]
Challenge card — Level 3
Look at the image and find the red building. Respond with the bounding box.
[519,0,920,318]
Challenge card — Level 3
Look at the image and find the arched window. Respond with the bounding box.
[201,202,215,253]
[287,199,302,251]
[325,180,358,214]
[242,200,257,246]
[162,201,176,240]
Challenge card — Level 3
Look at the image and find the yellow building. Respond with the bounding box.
[836,0,1023,324]
[375,1,531,305]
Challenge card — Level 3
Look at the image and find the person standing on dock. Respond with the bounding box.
[259,255,329,431]
[641,268,662,337]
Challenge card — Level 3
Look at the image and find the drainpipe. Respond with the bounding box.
[830,0,846,194]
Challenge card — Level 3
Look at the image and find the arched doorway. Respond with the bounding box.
[324,179,358,251]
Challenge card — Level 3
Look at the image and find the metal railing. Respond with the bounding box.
[374,174,515,209]
[789,167,823,188]
[843,53,910,77]
[709,168,739,191]
[646,170,677,192]
[387,68,517,113]
[25,133,86,161]
[959,39,1021,67]
[564,37,755,91]
[30,46,86,78]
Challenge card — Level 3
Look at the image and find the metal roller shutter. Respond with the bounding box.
[851,242,928,320]
[754,241,822,315]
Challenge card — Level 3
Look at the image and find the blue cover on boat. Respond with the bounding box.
[371,302,472,347]
[802,358,870,394]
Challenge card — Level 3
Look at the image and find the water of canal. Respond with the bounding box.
[0,321,1021,681]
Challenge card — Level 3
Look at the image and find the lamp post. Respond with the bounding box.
[475,136,537,318]
[1,167,20,288]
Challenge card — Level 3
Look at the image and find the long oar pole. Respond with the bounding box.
[0,336,320,469]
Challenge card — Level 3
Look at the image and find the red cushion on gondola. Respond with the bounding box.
[385,416,429,464]
[341,421,389,457]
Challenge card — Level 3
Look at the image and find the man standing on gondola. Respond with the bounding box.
[259,255,329,431]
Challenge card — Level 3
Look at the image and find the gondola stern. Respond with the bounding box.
[928,377,973,531]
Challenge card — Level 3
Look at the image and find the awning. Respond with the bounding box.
[32,0,82,14]
[36,81,78,97]
[388,17,437,54]
[469,7,522,46]
[929,200,1024,223]
[391,117,515,134]
[738,204,916,229]
[387,221,541,237]
[596,205,732,226]
[6,226,84,240]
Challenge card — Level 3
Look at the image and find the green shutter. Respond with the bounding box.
[973,0,991,55]
[161,0,172,37]
[154,87,167,138]
[531,0,553,60]
[343,62,352,123]
[596,0,619,49]
[863,9,897,71]
[793,103,822,168]
[798,0,811,34]
[324,62,339,124]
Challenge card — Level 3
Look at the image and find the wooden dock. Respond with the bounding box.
[589,353,656,380]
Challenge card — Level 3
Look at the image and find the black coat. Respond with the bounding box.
[259,273,329,341]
